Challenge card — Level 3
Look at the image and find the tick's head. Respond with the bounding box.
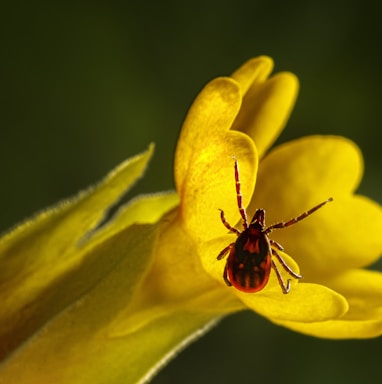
[250,209,266,228]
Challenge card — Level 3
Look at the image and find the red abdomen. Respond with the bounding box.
[227,227,272,293]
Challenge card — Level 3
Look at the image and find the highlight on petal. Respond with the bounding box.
[249,135,382,276]
[239,282,348,323]
[231,68,299,158]
[174,77,257,241]
[276,270,382,339]
[0,145,155,361]
[178,141,257,242]
[175,77,242,191]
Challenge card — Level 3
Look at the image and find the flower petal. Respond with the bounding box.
[232,69,299,158]
[238,282,348,323]
[252,136,363,208]
[175,77,241,191]
[230,56,274,95]
[248,136,382,276]
[174,77,257,241]
[276,270,382,338]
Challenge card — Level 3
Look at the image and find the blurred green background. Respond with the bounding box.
[1,1,381,383]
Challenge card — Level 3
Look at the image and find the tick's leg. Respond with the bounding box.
[271,259,291,294]
[219,209,240,235]
[270,239,284,251]
[217,243,234,260]
[218,244,233,286]
[233,159,248,229]
[265,198,333,233]
[271,248,302,279]
[223,262,232,287]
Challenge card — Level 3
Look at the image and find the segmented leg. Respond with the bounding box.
[223,263,232,287]
[270,239,284,251]
[265,198,333,233]
[217,243,234,260]
[219,209,240,235]
[218,243,234,286]
[271,260,291,294]
[233,159,248,229]
[271,248,302,279]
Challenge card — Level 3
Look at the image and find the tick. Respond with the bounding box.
[217,159,333,294]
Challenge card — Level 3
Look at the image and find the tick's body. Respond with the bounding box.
[217,160,332,294]
[224,223,272,293]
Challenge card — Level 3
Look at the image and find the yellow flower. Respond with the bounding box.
[168,56,382,337]
[1,56,382,384]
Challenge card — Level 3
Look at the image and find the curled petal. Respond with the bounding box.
[239,282,348,322]
[175,77,242,192]
[230,56,274,96]
[232,251,348,322]
[276,270,382,338]
[174,77,257,241]
[232,61,299,157]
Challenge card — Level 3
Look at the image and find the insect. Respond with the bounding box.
[217,159,333,294]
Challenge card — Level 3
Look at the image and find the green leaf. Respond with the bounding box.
[0,217,219,384]
[0,223,158,383]
[0,142,214,384]
[0,144,154,361]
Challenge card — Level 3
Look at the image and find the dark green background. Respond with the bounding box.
[2,1,381,383]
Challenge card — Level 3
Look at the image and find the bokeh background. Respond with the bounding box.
[2,1,381,383]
